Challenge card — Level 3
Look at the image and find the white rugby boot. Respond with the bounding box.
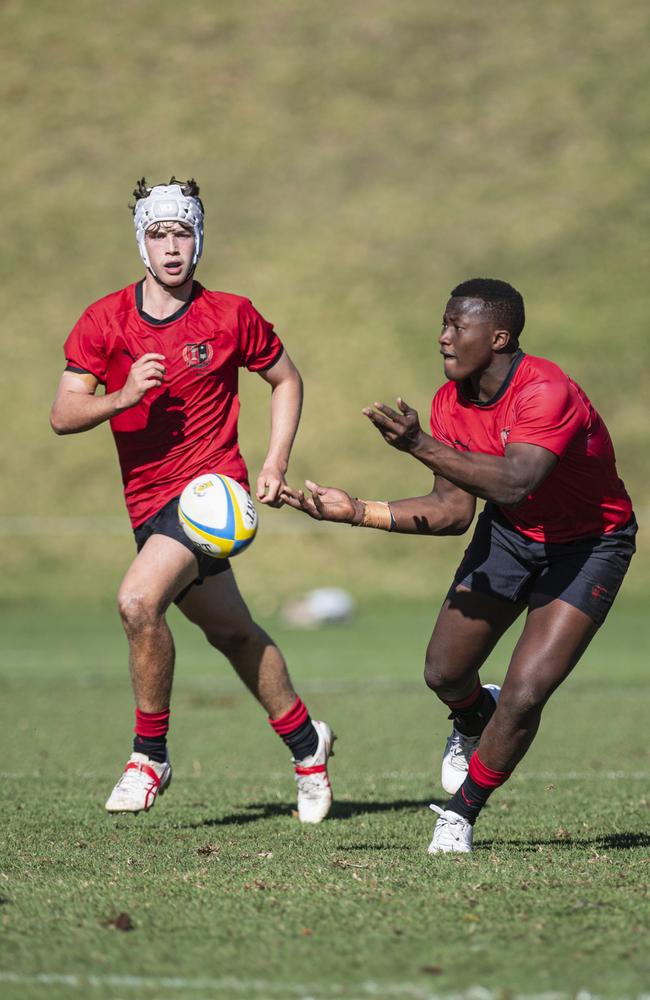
[105,752,172,813]
[293,720,336,823]
[427,804,473,854]
[440,683,501,795]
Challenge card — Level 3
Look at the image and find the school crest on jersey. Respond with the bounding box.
[183,342,214,368]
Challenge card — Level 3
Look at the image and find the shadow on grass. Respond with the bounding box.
[482,831,650,850]
[185,797,442,828]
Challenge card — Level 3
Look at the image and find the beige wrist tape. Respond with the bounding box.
[358,500,393,531]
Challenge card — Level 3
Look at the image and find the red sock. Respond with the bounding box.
[269,697,318,760]
[446,751,511,824]
[269,697,308,736]
[440,681,497,737]
[441,680,482,711]
[134,708,170,739]
[468,752,511,790]
[133,709,170,763]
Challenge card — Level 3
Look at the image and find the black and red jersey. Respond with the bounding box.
[430,352,632,542]
[63,280,283,528]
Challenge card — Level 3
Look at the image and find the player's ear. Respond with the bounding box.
[493,329,513,352]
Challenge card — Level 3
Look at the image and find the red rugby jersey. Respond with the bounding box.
[63,281,283,528]
[429,352,632,542]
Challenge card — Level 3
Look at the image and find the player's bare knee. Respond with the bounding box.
[423,651,452,692]
[117,588,163,634]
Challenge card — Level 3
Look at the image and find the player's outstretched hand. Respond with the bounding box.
[256,464,287,507]
[117,353,166,409]
[362,397,424,452]
[281,480,363,524]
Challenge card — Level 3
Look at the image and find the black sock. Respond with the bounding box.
[282,717,319,760]
[133,734,168,763]
[451,686,497,737]
[445,774,494,825]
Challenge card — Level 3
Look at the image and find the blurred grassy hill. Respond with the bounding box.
[1,0,648,606]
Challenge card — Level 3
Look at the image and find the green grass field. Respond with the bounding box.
[1,1,649,997]
[1,596,648,1000]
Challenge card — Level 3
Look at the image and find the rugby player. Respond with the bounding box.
[50,177,335,822]
[281,278,635,852]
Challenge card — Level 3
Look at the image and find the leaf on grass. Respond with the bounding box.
[256,851,273,858]
[555,827,572,840]
[104,912,134,931]
[300,927,313,936]
[462,913,480,922]
[420,965,443,975]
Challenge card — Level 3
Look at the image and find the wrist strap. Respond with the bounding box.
[353,500,394,531]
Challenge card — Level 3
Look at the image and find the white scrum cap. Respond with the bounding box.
[133,183,204,269]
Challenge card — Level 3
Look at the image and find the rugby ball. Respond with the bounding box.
[178,474,258,558]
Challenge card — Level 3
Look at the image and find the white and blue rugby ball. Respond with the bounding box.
[178,474,258,558]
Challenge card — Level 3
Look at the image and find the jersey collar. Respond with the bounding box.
[134,279,200,326]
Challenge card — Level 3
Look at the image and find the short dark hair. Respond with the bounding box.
[129,176,204,215]
[450,278,525,339]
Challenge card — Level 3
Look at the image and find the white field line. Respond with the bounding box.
[0,975,647,1000]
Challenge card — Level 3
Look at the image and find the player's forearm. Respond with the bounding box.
[409,433,529,506]
[263,372,303,469]
[387,495,472,535]
[50,389,128,434]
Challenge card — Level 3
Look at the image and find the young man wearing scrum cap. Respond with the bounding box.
[50,177,335,822]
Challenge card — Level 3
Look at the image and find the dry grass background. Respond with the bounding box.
[1,0,648,605]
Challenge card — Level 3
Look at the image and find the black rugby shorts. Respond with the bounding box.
[133,495,231,605]
[448,503,637,627]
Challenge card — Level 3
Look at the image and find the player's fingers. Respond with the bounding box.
[263,481,281,503]
[139,367,164,383]
[280,487,302,506]
[308,486,328,515]
[364,408,396,431]
[138,353,166,362]
[374,401,401,420]
[304,479,324,494]
[280,494,302,511]
[397,397,413,413]
[298,491,321,519]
